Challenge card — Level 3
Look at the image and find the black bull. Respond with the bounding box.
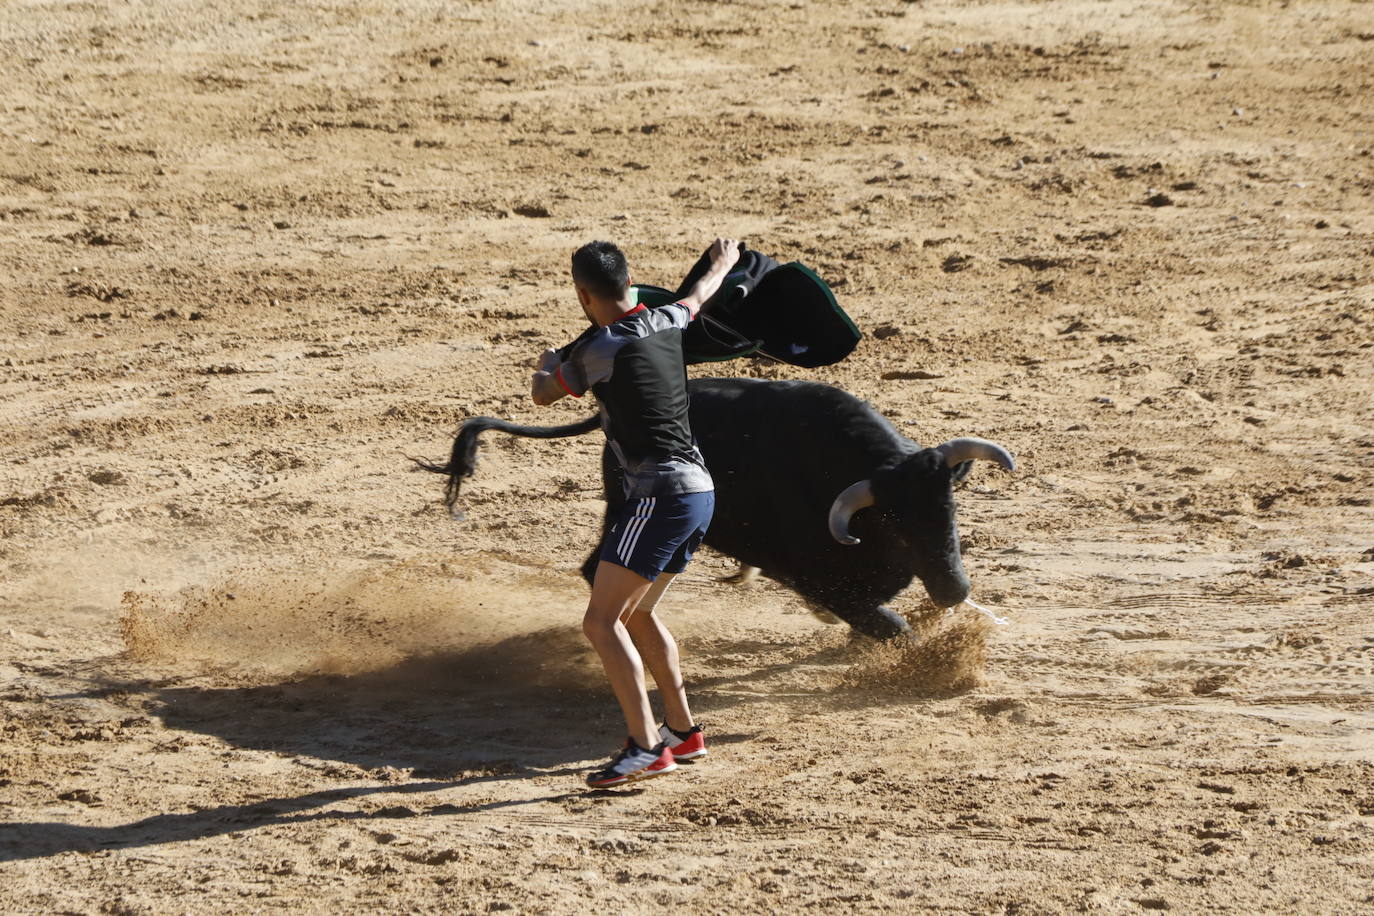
[420,377,1015,640]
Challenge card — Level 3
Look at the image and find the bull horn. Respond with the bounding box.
[828,480,875,546]
[936,437,1016,472]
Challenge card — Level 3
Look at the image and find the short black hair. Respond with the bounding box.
[571,241,629,300]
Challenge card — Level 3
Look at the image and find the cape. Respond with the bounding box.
[635,244,862,368]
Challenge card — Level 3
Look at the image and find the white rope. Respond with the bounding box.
[944,597,1010,626]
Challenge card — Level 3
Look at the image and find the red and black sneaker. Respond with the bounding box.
[658,722,707,761]
[585,739,677,788]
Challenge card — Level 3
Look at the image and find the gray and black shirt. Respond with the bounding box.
[554,302,714,499]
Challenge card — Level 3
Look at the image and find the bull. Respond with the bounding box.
[420,377,1015,640]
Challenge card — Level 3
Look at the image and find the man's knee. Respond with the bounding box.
[582,609,610,642]
[583,600,631,643]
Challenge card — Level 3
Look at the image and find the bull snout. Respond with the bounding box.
[917,529,970,608]
[923,572,970,609]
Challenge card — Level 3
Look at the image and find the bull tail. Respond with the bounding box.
[413,413,601,510]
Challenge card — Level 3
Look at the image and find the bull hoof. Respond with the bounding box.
[854,605,911,641]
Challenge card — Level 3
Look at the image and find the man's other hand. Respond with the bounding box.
[531,368,562,406]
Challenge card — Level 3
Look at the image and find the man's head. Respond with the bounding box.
[571,241,630,317]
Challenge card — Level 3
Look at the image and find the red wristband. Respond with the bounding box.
[554,366,581,398]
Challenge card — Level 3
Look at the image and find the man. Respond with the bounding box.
[531,237,741,788]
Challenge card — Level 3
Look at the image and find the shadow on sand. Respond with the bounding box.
[0,778,585,863]
[85,625,884,777]
[3,624,967,863]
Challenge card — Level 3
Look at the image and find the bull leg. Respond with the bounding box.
[718,564,760,585]
[851,605,912,640]
[783,577,913,640]
[580,500,618,585]
[822,601,911,641]
[579,547,601,586]
[790,576,912,640]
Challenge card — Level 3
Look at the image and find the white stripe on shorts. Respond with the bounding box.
[617,497,655,565]
[616,499,645,564]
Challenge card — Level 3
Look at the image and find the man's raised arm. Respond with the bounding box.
[675,237,741,320]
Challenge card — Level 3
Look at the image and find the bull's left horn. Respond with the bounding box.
[936,437,1016,472]
[828,480,875,545]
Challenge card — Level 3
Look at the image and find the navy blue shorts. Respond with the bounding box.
[600,491,715,582]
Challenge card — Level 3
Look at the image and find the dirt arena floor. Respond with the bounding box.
[2,0,1371,912]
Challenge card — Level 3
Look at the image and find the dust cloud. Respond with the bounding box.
[118,558,598,687]
[843,616,992,693]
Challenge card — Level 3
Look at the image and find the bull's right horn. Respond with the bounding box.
[828,480,875,546]
[936,437,1016,472]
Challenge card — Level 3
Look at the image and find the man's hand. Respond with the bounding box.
[679,237,742,319]
[537,348,561,373]
[708,237,742,270]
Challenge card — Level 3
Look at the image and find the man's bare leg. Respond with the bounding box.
[582,560,659,750]
[623,573,695,734]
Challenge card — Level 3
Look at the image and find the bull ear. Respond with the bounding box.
[935,437,1015,472]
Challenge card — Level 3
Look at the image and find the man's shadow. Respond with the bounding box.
[0,778,591,863]
[3,626,913,864]
[119,625,630,776]
[104,624,857,777]
[0,627,654,864]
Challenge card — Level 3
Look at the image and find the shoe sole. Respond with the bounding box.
[587,761,678,789]
[671,748,707,761]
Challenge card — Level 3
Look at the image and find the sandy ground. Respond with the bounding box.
[2,0,1372,912]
